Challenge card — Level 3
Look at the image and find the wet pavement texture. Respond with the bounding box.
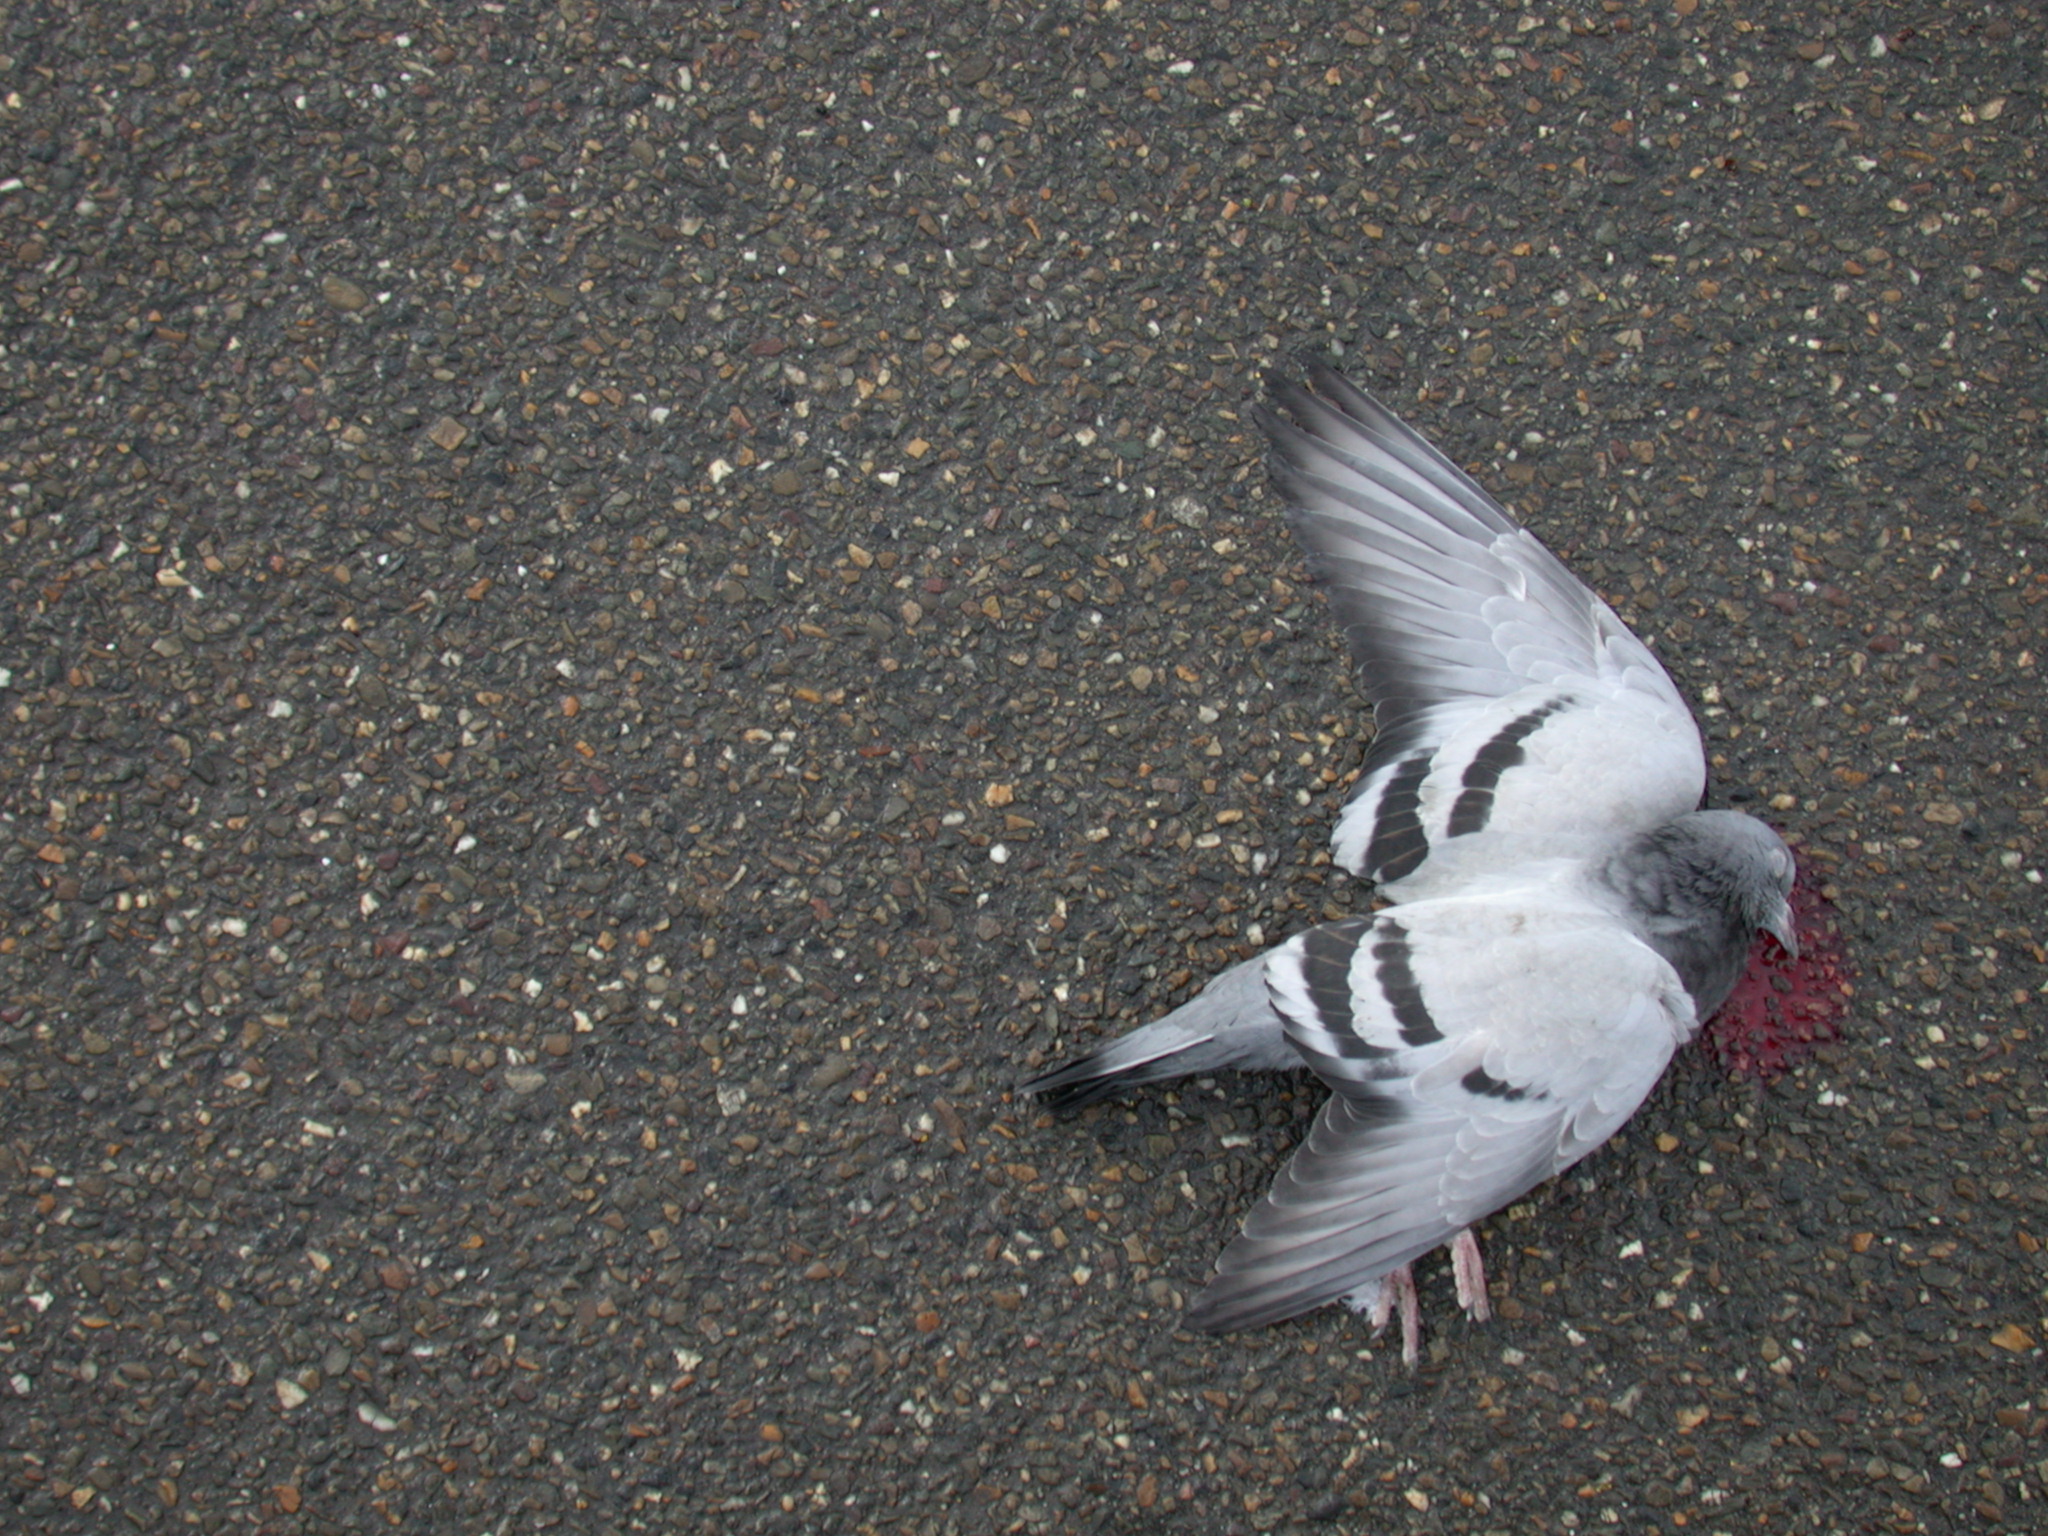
[2,3,2044,1532]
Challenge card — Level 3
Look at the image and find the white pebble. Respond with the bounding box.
[355,1401,398,1432]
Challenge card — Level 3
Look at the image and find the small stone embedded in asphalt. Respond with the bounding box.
[320,274,372,311]
[807,1054,856,1091]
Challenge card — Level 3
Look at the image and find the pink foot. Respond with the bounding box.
[1343,1228,1494,1367]
[1451,1228,1491,1323]
[1363,1263,1422,1366]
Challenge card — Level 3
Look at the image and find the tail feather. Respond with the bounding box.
[1018,955,1298,1111]
[1020,1030,1217,1112]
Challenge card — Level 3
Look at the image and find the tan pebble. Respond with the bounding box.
[984,783,1014,807]
[427,416,468,451]
[321,275,372,311]
[1990,1323,2036,1352]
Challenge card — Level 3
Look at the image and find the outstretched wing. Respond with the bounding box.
[1258,363,1704,895]
[1181,899,1695,1333]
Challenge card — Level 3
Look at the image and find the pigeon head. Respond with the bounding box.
[1713,811,1798,956]
[1601,810,1798,1018]
[1639,809,1798,954]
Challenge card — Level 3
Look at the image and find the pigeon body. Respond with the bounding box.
[1020,362,1796,1349]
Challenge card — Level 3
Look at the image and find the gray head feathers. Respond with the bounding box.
[1600,809,1796,1017]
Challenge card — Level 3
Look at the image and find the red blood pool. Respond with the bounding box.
[1703,875,1853,1078]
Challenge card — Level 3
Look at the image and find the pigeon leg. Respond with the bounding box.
[1360,1269,1394,1331]
[1343,1238,1490,1366]
[1357,1264,1423,1367]
[1392,1267,1422,1366]
[1450,1228,1491,1323]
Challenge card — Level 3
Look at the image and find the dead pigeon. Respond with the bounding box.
[1021,361,1798,1360]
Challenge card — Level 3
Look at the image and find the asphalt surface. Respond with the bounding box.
[3,3,2045,1532]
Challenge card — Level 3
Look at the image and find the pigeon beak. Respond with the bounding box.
[1766,902,1800,959]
